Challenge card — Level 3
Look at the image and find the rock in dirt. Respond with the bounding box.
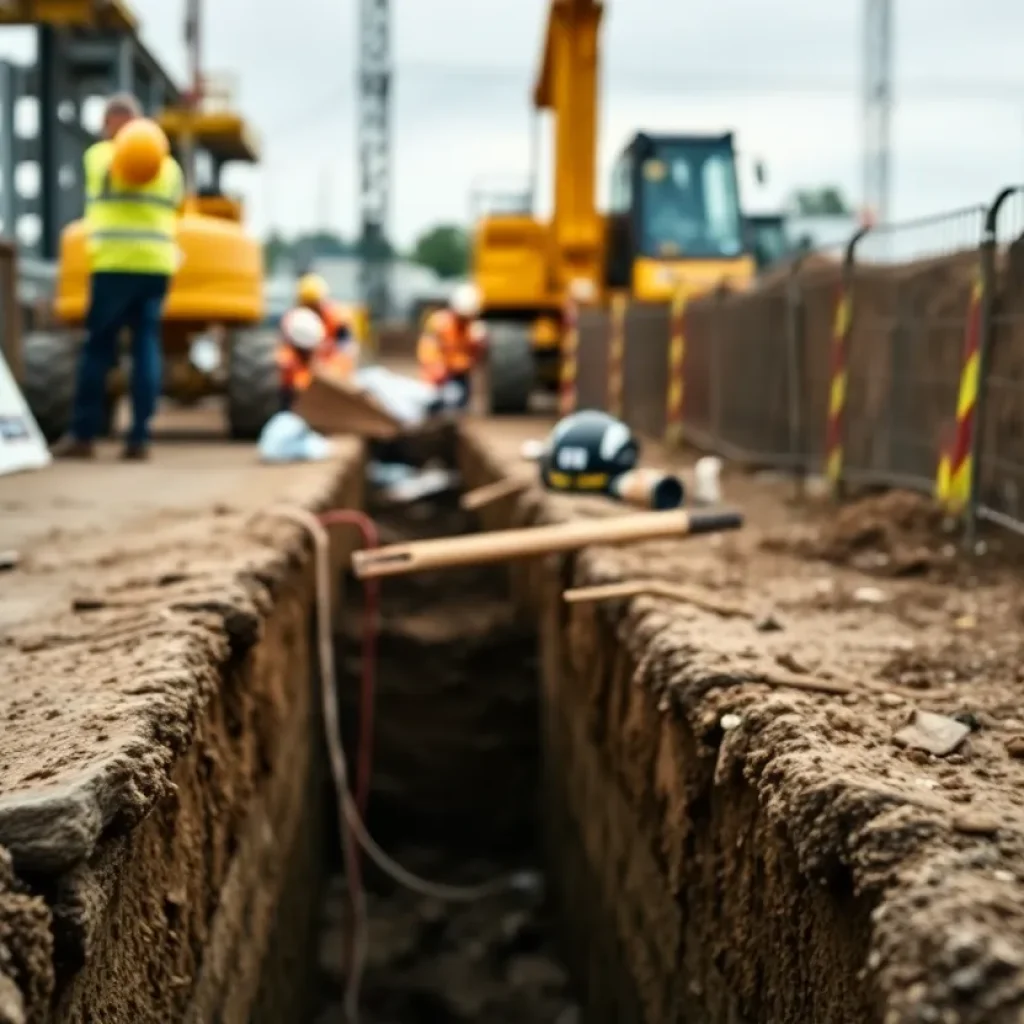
[893,710,972,757]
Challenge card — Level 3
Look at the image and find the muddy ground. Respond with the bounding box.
[459,417,1024,1023]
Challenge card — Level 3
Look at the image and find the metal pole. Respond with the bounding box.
[965,187,1017,549]
[181,0,202,195]
[358,0,392,322]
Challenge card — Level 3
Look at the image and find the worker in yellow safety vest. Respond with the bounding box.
[52,93,184,460]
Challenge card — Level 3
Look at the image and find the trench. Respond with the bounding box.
[307,436,580,1023]
[237,427,880,1024]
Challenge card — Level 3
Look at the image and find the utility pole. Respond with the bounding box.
[862,0,893,227]
[357,0,392,321]
[181,0,202,194]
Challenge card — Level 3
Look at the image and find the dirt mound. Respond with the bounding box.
[763,490,956,576]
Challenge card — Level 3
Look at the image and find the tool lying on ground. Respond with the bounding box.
[352,507,742,579]
[564,579,754,619]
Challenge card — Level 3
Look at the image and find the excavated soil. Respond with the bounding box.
[0,436,364,1022]
[459,417,1024,1024]
[311,470,579,1022]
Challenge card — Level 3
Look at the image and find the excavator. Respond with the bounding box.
[472,0,759,413]
[6,0,279,441]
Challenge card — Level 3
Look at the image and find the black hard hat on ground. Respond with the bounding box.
[540,410,640,483]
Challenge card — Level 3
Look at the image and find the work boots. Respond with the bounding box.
[50,435,95,459]
[50,436,149,460]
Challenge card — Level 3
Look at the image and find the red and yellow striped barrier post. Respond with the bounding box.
[824,285,852,491]
[606,292,627,418]
[665,285,687,446]
[559,295,579,416]
[936,273,983,512]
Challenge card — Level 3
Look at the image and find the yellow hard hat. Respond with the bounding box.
[111,118,169,186]
[297,273,329,305]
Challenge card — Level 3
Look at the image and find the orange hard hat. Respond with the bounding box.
[111,118,169,186]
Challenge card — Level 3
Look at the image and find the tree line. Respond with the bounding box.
[265,185,851,280]
[265,225,470,280]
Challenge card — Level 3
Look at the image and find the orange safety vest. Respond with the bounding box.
[276,343,314,391]
[276,340,355,392]
[417,309,484,384]
[311,300,353,343]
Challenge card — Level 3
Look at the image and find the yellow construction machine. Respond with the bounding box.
[12,1,277,440]
[472,0,757,413]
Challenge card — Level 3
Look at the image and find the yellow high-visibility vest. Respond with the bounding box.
[83,140,184,275]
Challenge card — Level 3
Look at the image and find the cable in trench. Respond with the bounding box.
[266,506,534,1022]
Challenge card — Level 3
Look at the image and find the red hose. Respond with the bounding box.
[318,509,380,820]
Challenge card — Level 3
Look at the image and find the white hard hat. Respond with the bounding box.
[450,282,481,318]
[281,306,326,351]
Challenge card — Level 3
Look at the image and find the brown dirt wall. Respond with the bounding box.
[0,443,364,1022]
[458,418,1024,1024]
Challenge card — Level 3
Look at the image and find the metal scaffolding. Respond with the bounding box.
[862,0,893,226]
[0,21,180,259]
[357,0,391,321]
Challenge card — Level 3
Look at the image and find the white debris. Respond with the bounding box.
[693,456,723,505]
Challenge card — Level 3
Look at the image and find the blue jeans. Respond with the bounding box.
[71,271,169,444]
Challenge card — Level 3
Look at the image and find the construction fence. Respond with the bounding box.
[565,184,1024,545]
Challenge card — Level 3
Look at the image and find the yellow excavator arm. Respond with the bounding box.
[532,0,604,297]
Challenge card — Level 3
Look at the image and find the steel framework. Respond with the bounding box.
[0,22,179,259]
[862,0,893,225]
[357,0,391,321]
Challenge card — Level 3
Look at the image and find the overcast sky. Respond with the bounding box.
[3,0,1024,246]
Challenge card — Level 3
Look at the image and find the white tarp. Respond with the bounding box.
[0,350,50,476]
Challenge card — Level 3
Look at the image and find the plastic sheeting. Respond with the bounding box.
[257,411,333,463]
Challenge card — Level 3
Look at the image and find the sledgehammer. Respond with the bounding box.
[351,507,742,579]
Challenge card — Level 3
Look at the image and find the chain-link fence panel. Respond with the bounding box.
[575,305,610,411]
[679,288,717,448]
[794,252,846,474]
[973,188,1024,534]
[621,301,670,441]
[841,207,985,494]
[710,276,796,466]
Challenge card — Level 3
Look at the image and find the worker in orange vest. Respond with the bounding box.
[296,272,358,365]
[276,306,336,411]
[417,283,487,410]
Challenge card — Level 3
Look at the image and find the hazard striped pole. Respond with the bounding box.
[665,286,687,446]
[824,285,852,492]
[559,296,579,416]
[936,273,983,512]
[606,292,627,418]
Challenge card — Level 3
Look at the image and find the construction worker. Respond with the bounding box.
[295,272,358,366]
[53,93,184,460]
[276,306,329,410]
[417,282,487,410]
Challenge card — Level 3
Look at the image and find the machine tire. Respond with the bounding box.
[486,322,534,415]
[226,327,280,440]
[21,330,79,443]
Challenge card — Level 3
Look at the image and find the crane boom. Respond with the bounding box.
[532,0,603,292]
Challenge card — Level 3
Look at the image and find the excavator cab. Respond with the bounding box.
[745,213,795,273]
[605,131,756,302]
